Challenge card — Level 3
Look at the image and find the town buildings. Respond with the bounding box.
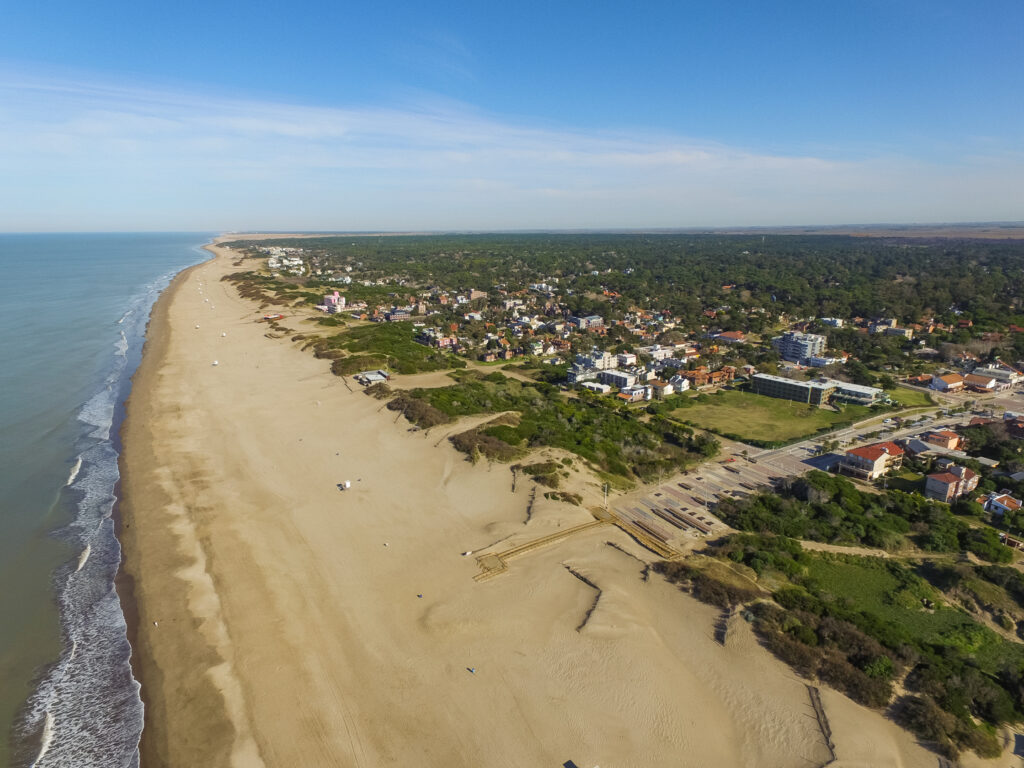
[840,442,904,481]
[925,464,979,503]
[931,372,965,392]
[752,373,834,406]
[772,331,827,363]
[751,374,885,408]
[984,492,1023,517]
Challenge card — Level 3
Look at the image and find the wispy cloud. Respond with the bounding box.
[0,71,1020,231]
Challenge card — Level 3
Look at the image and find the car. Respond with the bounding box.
[724,457,737,463]
[883,418,892,423]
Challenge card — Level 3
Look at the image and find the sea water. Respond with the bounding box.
[0,234,211,767]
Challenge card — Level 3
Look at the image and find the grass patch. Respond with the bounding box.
[672,390,870,444]
[398,372,718,481]
[318,321,466,375]
[886,387,933,408]
[887,470,924,494]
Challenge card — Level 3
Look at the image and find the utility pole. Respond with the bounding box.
[603,482,609,512]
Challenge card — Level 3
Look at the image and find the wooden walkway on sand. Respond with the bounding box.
[474,504,688,582]
[474,519,611,581]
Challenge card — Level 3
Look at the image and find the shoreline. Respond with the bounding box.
[115,236,943,768]
[115,247,214,768]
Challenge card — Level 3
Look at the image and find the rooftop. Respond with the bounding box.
[846,441,904,462]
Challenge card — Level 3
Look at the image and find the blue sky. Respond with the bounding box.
[1,0,1021,230]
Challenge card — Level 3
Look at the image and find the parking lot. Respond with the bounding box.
[612,402,993,553]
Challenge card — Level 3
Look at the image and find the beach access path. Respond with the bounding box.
[117,239,940,768]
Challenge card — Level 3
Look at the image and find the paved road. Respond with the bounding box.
[614,390,1013,549]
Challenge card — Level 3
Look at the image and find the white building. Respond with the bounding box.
[576,349,617,370]
[773,331,827,363]
[668,374,692,393]
[600,370,637,389]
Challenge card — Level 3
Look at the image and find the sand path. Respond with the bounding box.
[118,242,940,767]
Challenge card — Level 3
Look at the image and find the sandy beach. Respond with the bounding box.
[118,238,944,768]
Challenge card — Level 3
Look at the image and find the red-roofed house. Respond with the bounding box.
[840,442,904,481]
[924,430,963,450]
[714,330,747,344]
[931,373,965,392]
[964,373,997,392]
[984,492,1023,516]
[925,465,979,503]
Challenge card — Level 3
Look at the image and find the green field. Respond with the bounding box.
[671,390,870,443]
[887,470,925,494]
[803,555,1024,668]
[886,387,933,408]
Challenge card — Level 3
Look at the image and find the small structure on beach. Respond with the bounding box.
[354,369,391,385]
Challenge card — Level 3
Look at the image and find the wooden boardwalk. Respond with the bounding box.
[474,519,611,581]
[473,503,687,582]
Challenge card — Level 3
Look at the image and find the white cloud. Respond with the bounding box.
[0,71,1021,231]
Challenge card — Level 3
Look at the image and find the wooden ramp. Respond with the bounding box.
[474,519,609,581]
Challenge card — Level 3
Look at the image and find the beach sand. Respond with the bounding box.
[119,239,942,767]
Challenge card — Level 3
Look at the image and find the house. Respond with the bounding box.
[668,374,691,393]
[616,352,638,367]
[714,330,747,344]
[984,492,1023,517]
[901,438,936,458]
[616,388,646,404]
[354,369,391,385]
[682,366,735,389]
[322,291,346,313]
[964,373,998,392]
[930,373,965,392]
[649,380,674,399]
[569,314,604,330]
[884,326,914,339]
[925,465,979,503]
[974,362,1024,388]
[924,430,963,450]
[840,442,904,481]
[580,382,611,395]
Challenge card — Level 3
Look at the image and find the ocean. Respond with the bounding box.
[0,233,212,768]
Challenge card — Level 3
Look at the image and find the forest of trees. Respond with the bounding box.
[230,234,1024,342]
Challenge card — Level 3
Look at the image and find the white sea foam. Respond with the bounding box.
[28,710,54,768]
[11,243,212,768]
[75,544,90,573]
[66,457,82,486]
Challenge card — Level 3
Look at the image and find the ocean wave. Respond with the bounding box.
[66,457,82,487]
[16,441,142,768]
[28,710,53,768]
[75,544,90,573]
[10,257,203,768]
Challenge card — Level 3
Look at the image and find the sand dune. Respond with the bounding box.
[118,240,939,767]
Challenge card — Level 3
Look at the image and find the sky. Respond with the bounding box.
[1,0,1022,231]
